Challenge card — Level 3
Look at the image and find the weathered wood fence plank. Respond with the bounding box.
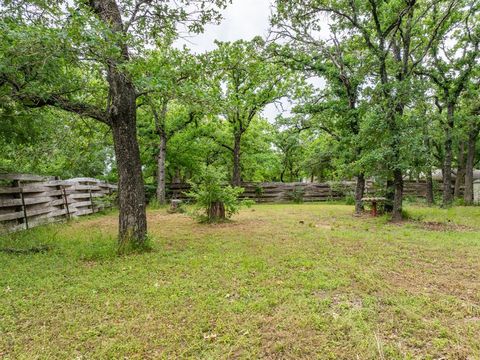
[0,174,117,233]
[166,180,443,203]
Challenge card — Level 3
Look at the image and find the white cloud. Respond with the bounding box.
[177,0,273,53]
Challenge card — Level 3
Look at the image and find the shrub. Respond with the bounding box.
[288,185,305,203]
[93,191,118,211]
[186,167,253,223]
[344,194,355,205]
[254,185,264,200]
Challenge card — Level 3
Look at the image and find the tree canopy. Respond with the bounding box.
[1,0,479,246]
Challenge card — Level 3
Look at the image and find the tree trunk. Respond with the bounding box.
[88,0,147,251]
[354,173,365,214]
[110,84,147,251]
[464,127,478,205]
[232,133,242,186]
[208,201,226,222]
[442,103,455,206]
[454,141,466,198]
[426,168,434,206]
[384,179,394,213]
[392,169,404,221]
[156,133,167,204]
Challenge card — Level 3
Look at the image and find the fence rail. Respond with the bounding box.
[0,172,450,233]
[167,180,442,203]
[0,174,117,233]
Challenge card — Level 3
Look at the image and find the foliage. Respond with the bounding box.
[204,38,304,184]
[0,108,114,179]
[0,0,479,226]
[186,166,252,222]
[288,185,305,204]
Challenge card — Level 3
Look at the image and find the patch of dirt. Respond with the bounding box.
[352,212,377,219]
[418,221,474,232]
[387,219,475,232]
[314,291,364,310]
[383,257,480,304]
[314,223,333,230]
[259,315,322,359]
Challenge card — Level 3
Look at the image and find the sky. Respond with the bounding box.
[178,0,273,53]
[176,0,287,121]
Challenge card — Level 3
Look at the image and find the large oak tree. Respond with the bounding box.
[0,0,229,252]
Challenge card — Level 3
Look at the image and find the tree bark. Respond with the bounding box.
[354,173,365,214]
[89,0,147,251]
[232,133,242,186]
[384,179,394,213]
[208,201,226,222]
[392,169,404,221]
[464,127,479,205]
[442,103,455,206]
[426,168,435,206]
[156,133,167,204]
[110,83,147,251]
[454,141,466,198]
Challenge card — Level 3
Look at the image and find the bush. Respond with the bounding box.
[288,185,305,204]
[186,167,253,223]
[344,194,355,205]
[254,185,264,200]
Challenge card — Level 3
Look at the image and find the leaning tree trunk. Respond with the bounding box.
[232,133,242,186]
[392,169,404,221]
[442,103,455,206]
[464,128,478,205]
[354,173,365,214]
[156,133,167,205]
[454,141,466,198]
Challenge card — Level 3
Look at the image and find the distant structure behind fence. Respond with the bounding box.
[0,174,117,233]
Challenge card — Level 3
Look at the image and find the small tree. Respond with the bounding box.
[186,167,251,223]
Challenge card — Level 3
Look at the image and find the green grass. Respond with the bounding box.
[1,204,479,359]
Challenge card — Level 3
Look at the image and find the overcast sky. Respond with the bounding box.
[178,0,273,53]
[176,0,287,121]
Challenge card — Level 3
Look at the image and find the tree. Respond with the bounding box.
[268,30,368,213]
[186,166,251,223]
[273,124,307,182]
[463,81,480,204]
[417,4,479,206]
[133,46,204,204]
[0,0,229,252]
[273,0,461,220]
[0,107,114,178]
[206,38,300,186]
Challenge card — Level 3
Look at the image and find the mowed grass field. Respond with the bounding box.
[1,204,479,359]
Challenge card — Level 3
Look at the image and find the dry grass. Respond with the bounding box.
[1,203,479,359]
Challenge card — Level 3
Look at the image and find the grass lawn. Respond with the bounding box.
[1,203,479,359]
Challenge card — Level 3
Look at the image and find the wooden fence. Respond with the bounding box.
[0,173,446,233]
[0,174,117,233]
[167,180,440,203]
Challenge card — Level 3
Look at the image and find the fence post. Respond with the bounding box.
[62,186,71,219]
[108,186,112,209]
[19,188,29,230]
[89,188,94,213]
